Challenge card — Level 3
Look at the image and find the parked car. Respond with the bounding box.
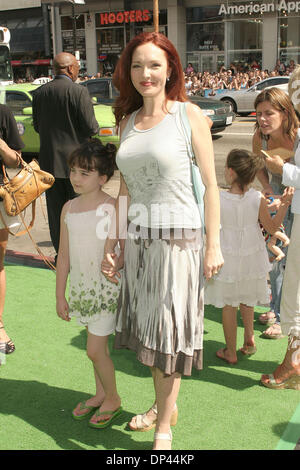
[81,77,235,133]
[0,83,119,155]
[190,96,235,133]
[209,76,290,116]
[80,77,118,106]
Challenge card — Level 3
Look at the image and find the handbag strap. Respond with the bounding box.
[0,201,56,272]
[18,205,56,271]
[1,152,24,184]
[178,102,196,165]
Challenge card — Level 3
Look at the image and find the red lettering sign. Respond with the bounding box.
[108,13,115,23]
[123,11,130,23]
[99,9,151,25]
[135,10,142,22]
[100,13,108,25]
[143,9,150,21]
[116,12,124,23]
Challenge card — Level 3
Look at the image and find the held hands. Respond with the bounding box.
[101,251,124,285]
[204,245,224,280]
[56,297,70,322]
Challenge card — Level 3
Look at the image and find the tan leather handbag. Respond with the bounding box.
[0,158,54,217]
[0,157,56,270]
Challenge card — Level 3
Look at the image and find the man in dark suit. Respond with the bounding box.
[32,52,99,257]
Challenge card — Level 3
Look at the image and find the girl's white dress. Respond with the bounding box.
[205,188,271,308]
[65,201,120,335]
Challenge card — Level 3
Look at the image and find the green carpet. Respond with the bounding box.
[0,263,299,450]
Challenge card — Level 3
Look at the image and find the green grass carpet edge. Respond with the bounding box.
[275,401,300,450]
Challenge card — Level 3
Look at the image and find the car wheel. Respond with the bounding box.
[221,98,236,114]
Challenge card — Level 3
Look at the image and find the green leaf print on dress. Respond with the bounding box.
[69,273,119,319]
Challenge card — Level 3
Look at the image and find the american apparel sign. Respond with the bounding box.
[219,0,300,15]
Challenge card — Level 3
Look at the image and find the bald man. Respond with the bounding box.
[32,52,99,257]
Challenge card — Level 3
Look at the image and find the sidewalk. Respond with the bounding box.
[5,171,120,268]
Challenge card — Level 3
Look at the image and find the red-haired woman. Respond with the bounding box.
[101,32,223,450]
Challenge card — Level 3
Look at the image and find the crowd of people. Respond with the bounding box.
[183,59,297,96]
[0,35,300,452]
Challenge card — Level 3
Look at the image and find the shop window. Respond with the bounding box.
[187,23,224,52]
[227,51,262,70]
[187,6,221,23]
[227,20,262,51]
[96,28,124,56]
[62,29,86,60]
[278,16,300,66]
[61,15,85,30]
[227,19,262,69]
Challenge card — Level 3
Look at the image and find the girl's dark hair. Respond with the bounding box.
[68,138,116,182]
[227,149,265,192]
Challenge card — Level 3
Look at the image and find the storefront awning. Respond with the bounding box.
[11,59,51,66]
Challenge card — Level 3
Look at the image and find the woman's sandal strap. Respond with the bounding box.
[154,431,172,441]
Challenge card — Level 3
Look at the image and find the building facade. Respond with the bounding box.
[1,0,300,77]
[0,0,51,79]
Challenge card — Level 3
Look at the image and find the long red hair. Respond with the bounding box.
[113,32,187,126]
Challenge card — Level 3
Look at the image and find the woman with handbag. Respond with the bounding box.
[101,32,223,450]
[0,104,24,359]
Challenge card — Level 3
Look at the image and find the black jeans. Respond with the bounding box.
[45,178,76,255]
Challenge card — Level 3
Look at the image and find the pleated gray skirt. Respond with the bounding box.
[114,226,204,376]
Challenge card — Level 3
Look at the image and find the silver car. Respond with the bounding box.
[209,76,289,116]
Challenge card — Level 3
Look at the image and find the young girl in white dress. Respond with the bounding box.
[56,139,123,428]
[205,149,293,364]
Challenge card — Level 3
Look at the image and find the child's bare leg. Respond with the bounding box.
[240,304,255,349]
[275,231,290,247]
[220,305,238,362]
[87,333,121,423]
[72,328,106,417]
[267,237,285,261]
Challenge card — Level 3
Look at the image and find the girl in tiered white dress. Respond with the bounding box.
[56,139,123,428]
[205,149,293,364]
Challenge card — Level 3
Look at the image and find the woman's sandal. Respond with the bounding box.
[72,401,100,421]
[262,324,284,339]
[0,327,15,354]
[258,311,276,325]
[261,372,300,390]
[128,403,178,432]
[153,430,173,449]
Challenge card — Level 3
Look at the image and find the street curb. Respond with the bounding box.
[5,249,55,270]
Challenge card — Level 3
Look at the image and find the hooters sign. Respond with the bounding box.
[99,9,151,25]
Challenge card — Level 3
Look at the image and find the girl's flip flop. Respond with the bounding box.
[88,406,123,429]
[72,401,99,421]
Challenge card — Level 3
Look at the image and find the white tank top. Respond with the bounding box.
[116,101,201,229]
